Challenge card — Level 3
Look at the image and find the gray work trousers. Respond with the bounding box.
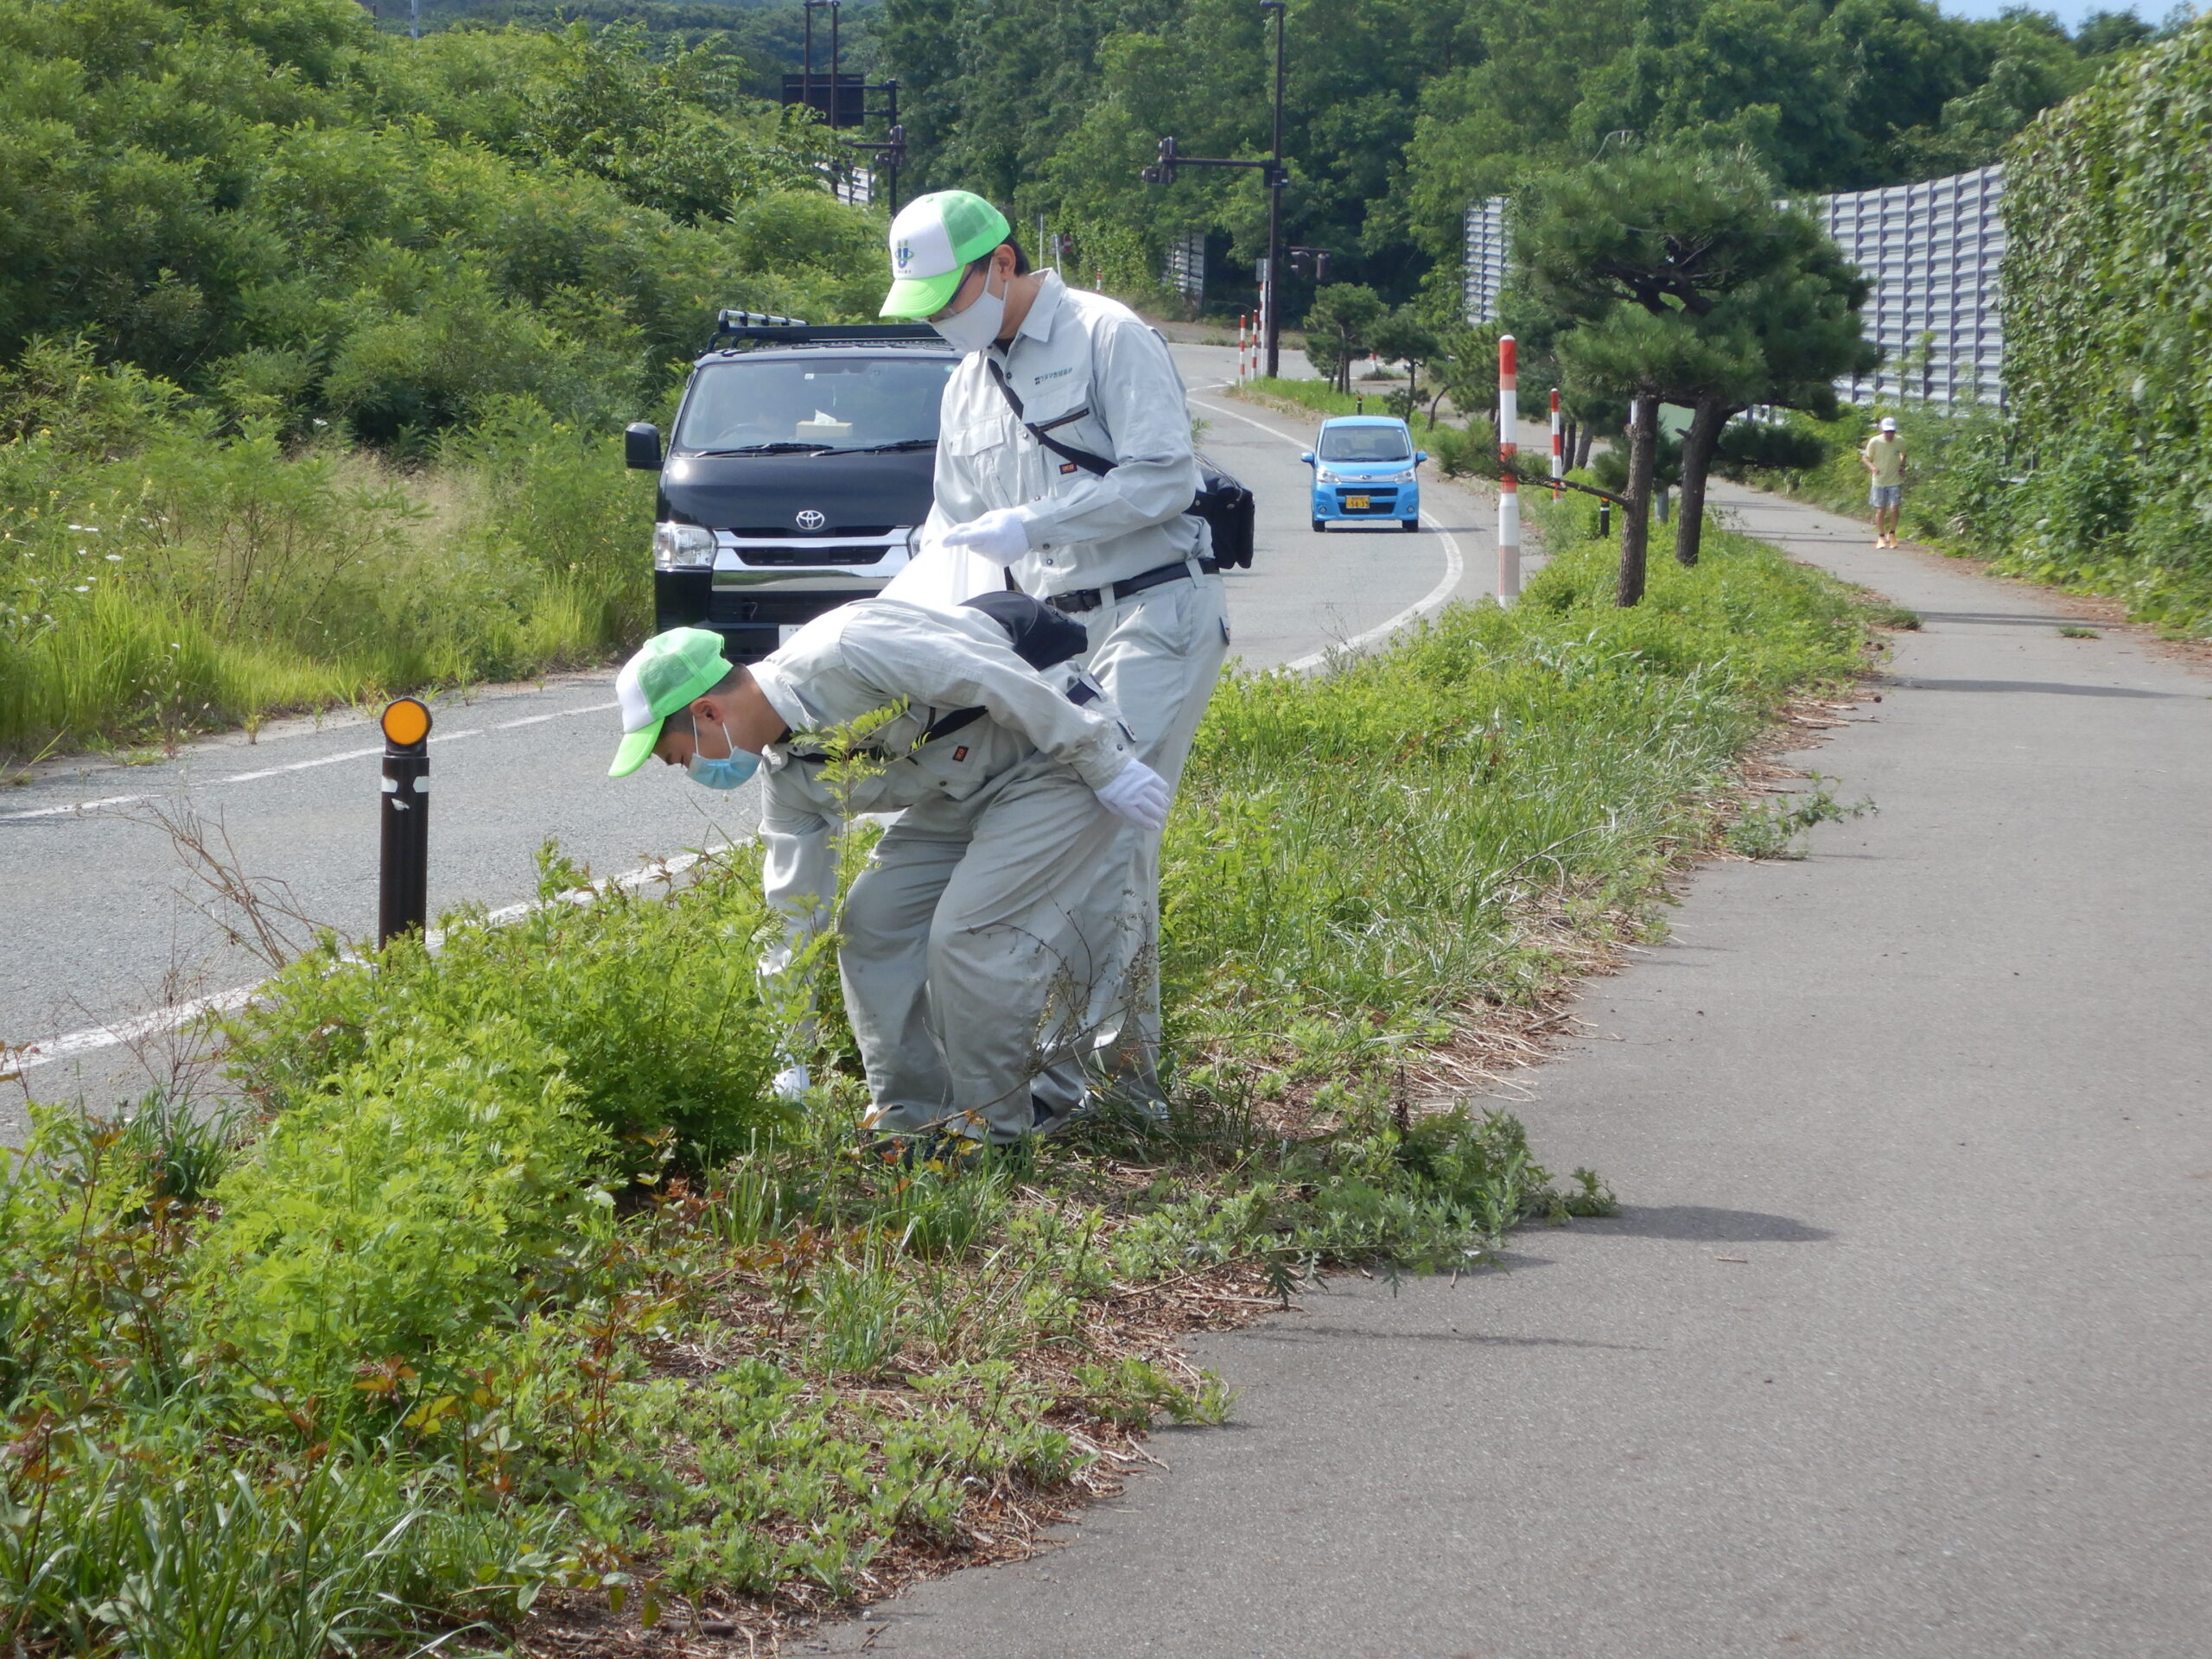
[1077,567,1230,1103]
[839,756,1137,1143]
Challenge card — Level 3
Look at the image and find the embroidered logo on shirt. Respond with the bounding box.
[1059,461,1078,474]
[1033,366,1075,385]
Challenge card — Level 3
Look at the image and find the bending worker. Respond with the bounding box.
[607,604,1171,1148]
[880,189,1229,1112]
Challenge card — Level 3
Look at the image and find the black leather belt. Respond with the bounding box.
[1045,556,1217,615]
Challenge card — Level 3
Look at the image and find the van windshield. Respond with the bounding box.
[674,355,957,454]
[1318,426,1413,463]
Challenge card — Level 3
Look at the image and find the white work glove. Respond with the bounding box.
[939,506,1030,564]
[1092,760,1172,832]
[772,1063,812,1102]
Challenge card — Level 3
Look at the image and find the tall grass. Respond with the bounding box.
[2,518,1871,1647]
[0,340,655,760]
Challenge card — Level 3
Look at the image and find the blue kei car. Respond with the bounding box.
[1302,415,1427,532]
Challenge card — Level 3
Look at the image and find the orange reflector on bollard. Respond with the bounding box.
[381,697,432,747]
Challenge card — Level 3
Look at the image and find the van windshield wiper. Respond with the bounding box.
[826,438,939,454]
[690,442,839,456]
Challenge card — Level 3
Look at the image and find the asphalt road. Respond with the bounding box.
[811,485,2212,1656]
[2,345,1503,1135]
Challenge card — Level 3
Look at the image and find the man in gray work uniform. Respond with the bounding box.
[880,188,1230,1112]
[607,610,1172,1146]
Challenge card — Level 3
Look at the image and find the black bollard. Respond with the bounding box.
[378,697,432,947]
[1599,499,1612,538]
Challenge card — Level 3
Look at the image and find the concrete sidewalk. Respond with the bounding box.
[817,486,2212,1658]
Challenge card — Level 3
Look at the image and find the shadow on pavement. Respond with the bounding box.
[1580,1204,1834,1242]
[1883,676,2183,699]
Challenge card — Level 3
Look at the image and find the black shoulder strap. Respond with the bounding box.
[985,358,1116,478]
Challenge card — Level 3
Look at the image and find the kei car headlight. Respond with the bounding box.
[1385,467,1417,484]
[1315,468,1342,485]
[653,522,716,570]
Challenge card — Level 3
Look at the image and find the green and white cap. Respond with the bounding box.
[880,190,1012,319]
[609,626,732,778]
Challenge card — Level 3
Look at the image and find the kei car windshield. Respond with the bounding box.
[1318,425,1414,463]
[674,355,957,454]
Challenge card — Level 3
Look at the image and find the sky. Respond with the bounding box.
[1936,0,2187,25]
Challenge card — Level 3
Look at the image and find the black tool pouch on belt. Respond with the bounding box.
[984,360,1255,568]
[906,592,1094,749]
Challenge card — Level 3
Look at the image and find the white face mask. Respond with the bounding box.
[930,261,1008,354]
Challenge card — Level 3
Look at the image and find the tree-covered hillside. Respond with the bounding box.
[0,0,881,442]
[858,0,2159,311]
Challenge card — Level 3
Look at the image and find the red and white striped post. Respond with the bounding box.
[1237,314,1249,383]
[1497,335,1520,602]
[1550,387,1563,502]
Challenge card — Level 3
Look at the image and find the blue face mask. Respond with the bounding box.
[684,721,761,790]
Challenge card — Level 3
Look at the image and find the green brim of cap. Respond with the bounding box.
[880,268,966,320]
[608,719,664,779]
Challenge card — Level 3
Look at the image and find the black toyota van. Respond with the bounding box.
[624,313,957,661]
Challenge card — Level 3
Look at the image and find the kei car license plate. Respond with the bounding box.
[1344,494,1370,510]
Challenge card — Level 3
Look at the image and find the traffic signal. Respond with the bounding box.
[1141,136,1179,185]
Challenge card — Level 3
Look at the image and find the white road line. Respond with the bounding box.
[492,699,620,731]
[6,845,732,1078]
[1188,390,1470,674]
[220,746,383,784]
[1,792,157,823]
[20,703,611,804]
[8,982,262,1073]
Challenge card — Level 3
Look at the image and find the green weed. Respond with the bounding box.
[2058,624,2100,639]
[1726,776,1874,860]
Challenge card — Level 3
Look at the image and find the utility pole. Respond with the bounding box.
[1262,0,1285,378]
[1139,2,1289,375]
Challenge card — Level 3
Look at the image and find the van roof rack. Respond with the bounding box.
[707,311,944,352]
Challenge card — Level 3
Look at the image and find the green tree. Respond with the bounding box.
[1516,146,1801,601]
[1302,284,1388,395]
[1370,304,1440,410]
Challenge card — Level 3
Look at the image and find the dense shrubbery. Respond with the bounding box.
[2,520,1866,1646]
[0,0,874,431]
[0,0,891,757]
[1995,10,2212,632]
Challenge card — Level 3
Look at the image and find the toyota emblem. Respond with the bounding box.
[796,509,827,531]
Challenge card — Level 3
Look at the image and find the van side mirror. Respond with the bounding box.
[625,423,664,471]
[1299,451,1314,466]
[1415,451,1428,464]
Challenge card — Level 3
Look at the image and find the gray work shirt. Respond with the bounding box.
[922,270,1205,600]
[749,597,1135,957]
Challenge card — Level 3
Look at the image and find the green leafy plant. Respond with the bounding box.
[1726,776,1874,860]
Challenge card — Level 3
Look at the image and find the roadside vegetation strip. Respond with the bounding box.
[0,517,1874,1652]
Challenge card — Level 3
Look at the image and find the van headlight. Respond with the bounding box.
[1385,467,1417,484]
[1315,467,1342,485]
[653,522,716,570]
